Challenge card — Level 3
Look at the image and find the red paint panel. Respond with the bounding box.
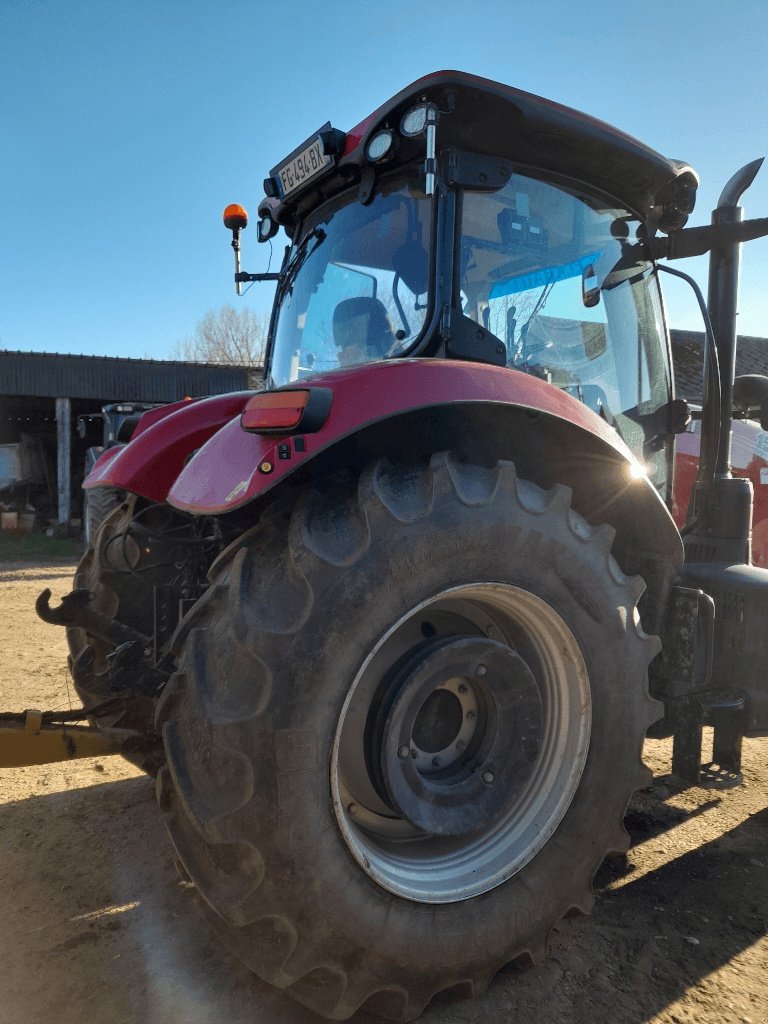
[343,112,376,157]
[87,445,124,478]
[673,419,768,567]
[130,397,202,439]
[84,392,254,502]
[85,400,204,483]
[168,360,636,515]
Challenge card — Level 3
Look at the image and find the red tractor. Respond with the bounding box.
[35,72,768,1019]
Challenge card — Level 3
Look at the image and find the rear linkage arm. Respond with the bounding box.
[36,588,170,697]
[72,641,170,698]
[36,587,152,651]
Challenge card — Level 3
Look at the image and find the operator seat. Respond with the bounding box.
[333,296,396,365]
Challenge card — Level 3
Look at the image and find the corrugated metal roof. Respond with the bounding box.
[0,350,254,401]
[2,338,763,405]
[671,330,768,402]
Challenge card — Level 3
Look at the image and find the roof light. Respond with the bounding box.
[241,388,333,435]
[401,103,430,137]
[366,129,394,162]
[258,212,278,242]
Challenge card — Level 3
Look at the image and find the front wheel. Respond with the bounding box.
[156,452,660,1020]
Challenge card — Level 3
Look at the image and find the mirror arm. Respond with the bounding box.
[235,272,281,283]
[650,215,768,261]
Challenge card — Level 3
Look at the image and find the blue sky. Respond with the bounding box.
[1,0,767,359]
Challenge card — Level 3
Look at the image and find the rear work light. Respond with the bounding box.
[240,388,333,435]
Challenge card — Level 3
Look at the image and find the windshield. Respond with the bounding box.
[269,171,432,387]
[460,172,672,482]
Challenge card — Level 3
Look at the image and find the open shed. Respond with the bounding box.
[0,351,254,525]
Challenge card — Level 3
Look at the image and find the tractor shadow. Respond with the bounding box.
[1,768,765,1024]
[0,771,314,1024]
[474,795,768,1024]
[0,562,79,583]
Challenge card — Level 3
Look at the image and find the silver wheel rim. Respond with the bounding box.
[331,583,592,903]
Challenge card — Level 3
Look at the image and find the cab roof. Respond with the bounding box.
[265,70,698,234]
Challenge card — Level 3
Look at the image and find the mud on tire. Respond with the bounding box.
[156,452,661,1020]
[68,496,163,773]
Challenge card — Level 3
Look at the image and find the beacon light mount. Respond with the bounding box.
[222,203,280,296]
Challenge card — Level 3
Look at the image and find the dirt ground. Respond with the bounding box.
[1,559,766,1024]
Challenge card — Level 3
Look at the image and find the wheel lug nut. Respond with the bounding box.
[456,740,466,752]
[432,756,442,767]
[458,683,468,695]
[466,710,476,721]
[348,803,358,815]
[398,745,410,759]
[482,770,494,784]
[476,664,487,677]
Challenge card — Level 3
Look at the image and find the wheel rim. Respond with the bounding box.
[331,583,592,903]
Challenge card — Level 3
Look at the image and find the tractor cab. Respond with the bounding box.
[228,72,699,497]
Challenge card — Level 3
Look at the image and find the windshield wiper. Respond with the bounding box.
[279,228,327,297]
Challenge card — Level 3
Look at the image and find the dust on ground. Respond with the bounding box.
[0,560,766,1024]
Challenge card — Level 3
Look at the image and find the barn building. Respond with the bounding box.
[0,351,254,526]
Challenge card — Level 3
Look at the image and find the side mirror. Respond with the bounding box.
[732,374,768,429]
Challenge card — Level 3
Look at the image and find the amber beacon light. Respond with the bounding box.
[223,203,248,231]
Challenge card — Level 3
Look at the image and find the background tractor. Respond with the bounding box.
[77,401,160,543]
[27,72,768,1020]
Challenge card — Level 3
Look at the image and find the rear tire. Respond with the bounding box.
[156,453,660,1020]
[68,496,163,773]
[83,484,125,547]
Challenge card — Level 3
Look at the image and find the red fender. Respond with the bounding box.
[166,360,665,521]
[84,392,255,503]
[129,396,203,438]
[85,396,205,484]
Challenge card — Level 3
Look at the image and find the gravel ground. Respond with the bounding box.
[1,559,766,1024]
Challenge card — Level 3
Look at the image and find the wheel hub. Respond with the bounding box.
[379,636,544,836]
[410,674,477,770]
[331,583,592,903]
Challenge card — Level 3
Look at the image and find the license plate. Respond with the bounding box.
[276,138,332,198]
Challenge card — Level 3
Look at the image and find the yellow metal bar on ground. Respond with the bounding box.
[0,709,123,767]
